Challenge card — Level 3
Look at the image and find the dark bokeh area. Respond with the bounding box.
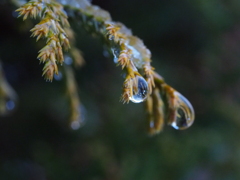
[1,0,240,179]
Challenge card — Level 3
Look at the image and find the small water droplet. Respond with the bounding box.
[59,0,67,5]
[111,48,120,63]
[54,72,62,81]
[6,100,15,111]
[12,11,18,18]
[103,49,110,58]
[170,92,195,130]
[64,55,73,65]
[70,105,87,130]
[108,35,114,41]
[0,97,17,116]
[149,121,154,128]
[0,63,18,116]
[129,76,148,103]
[14,0,27,6]
[71,121,81,130]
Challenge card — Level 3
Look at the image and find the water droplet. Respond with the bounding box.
[111,48,120,63]
[103,49,110,58]
[170,92,195,130]
[14,0,27,6]
[70,105,87,130]
[12,11,18,18]
[71,121,81,130]
[0,97,17,116]
[59,0,67,5]
[149,121,154,128]
[129,76,148,103]
[6,100,15,111]
[64,55,73,65]
[54,72,62,81]
[108,35,114,41]
[0,63,18,116]
[68,0,90,9]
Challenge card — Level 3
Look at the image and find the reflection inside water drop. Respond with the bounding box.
[170,92,195,130]
[129,76,148,103]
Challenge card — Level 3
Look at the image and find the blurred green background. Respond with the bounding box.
[1,0,240,179]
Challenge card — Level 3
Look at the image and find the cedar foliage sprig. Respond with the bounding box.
[16,0,71,81]
[62,1,195,133]
[15,0,195,134]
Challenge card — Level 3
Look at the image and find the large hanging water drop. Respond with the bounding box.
[170,92,195,130]
[129,76,148,103]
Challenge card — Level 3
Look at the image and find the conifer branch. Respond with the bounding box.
[16,0,71,81]
[15,0,195,133]
[65,65,84,129]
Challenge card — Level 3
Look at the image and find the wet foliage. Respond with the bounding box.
[1,0,240,179]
